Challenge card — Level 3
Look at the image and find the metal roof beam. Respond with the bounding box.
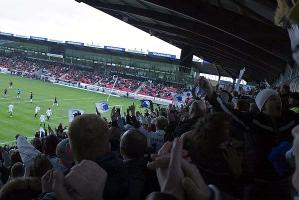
[79,0,290,65]
[142,0,290,60]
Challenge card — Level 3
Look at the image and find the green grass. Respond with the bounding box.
[0,73,139,143]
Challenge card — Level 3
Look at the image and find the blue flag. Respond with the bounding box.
[96,102,109,113]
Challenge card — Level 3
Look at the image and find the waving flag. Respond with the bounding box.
[68,109,84,123]
[96,102,109,113]
[235,68,246,92]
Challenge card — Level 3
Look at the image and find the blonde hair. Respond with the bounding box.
[68,114,110,163]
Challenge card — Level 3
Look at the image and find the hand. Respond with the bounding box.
[181,160,211,200]
[111,107,116,115]
[65,160,107,200]
[150,101,154,112]
[130,103,136,116]
[111,107,117,121]
[126,108,130,116]
[41,169,54,193]
[52,171,72,200]
[156,139,185,200]
[195,76,214,98]
[49,160,107,200]
[223,147,243,178]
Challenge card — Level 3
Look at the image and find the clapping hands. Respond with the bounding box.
[148,138,211,200]
[42,160,107,200]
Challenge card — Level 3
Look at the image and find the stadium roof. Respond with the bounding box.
[76,0,292,82]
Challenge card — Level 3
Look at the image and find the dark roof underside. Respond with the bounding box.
[76,0,292,82]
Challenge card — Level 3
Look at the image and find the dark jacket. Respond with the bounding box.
[280,94,290,112]
[96,153,130,200]
[248,111,299,181]
[124,158,159,200]
[174,117,200,137]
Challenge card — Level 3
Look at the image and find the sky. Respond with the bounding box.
[0,0,181,56]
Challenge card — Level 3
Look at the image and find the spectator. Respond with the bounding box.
[184,113,246,198]
[68,114,130,200]
[30,154,53,178]
[120,129,159,200]
[174,100,207,137]
[247,89,299,199]
[149,116,169,152]
[10,162,24,180]
[32,136,42,152]
[10,150,22,166]
[43,135,65,172]
[56,139,74,170]
[0,177,41,200]
[235,99,250,113]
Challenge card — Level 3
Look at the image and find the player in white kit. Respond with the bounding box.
[40,114,46,128]
[8,104,14,117]
[35,106,41,118]
[46,108,52,121]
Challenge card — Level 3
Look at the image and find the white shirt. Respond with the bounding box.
[146,129,165,153]
[35,106,40,113]
[8,105,14,112]
[39,127,45,138]
[46,109,52,116]
[40,115,46,122]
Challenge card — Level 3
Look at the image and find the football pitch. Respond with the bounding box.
[0,74,139,143]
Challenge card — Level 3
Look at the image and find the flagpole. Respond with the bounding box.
[106,75,118,102]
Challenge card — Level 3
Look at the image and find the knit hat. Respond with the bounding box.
[255,89,279,111]
[56,139,73,162]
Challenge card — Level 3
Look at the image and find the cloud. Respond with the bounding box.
[0,0,181,56]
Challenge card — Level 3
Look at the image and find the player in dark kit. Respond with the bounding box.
[17,89,21,99]
[3,89,7,97]
[30,92,33,103]
[9,81,13,89]
[53,97,58,106]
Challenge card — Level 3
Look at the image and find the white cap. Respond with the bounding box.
[255,89,279,111]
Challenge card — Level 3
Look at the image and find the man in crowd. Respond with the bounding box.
[120,129,158,200]
[148,116,169,152]
[67,114,130,200]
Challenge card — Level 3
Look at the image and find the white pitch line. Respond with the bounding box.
[0,137,34,145]
[0,97,96,104]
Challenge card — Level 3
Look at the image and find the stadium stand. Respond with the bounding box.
[2,0,299,199]
[0,55,186,99]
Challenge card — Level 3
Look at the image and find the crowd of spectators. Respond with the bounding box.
[99,75,142,93]
[0,55,186,99]
[138,80,185,100]
[0,56,39,75]
[1,76,299,199]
